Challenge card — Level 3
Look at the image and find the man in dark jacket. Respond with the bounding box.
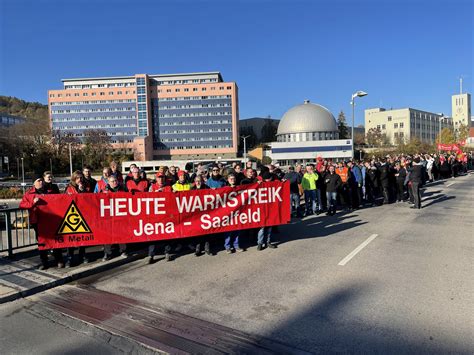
[409,157,423,209]
[43,171,60,194]
[283,166,302,217]
[324,165,343,215]
[379,159,391,204]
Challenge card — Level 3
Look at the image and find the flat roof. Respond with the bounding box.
[62,71,223,82]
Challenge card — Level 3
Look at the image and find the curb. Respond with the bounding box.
[0,251,147,304]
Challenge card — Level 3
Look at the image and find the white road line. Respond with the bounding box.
[338,234,378,266]
[446,182,455,187]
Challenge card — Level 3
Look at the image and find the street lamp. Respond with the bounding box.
[241,135,251,164]
[68,143,73,177]
[21,157,25,193]
[351,90,368,159]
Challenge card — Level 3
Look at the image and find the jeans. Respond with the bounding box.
[290,192,301,216]
[411,182,422,208]
[104,244,126,256]
[257,226,272,245]
[304,189,317,214]
[316,189,322,211]
[326,191,337,210]
[224,231,240,250]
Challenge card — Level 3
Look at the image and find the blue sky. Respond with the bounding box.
[0,0,472,126]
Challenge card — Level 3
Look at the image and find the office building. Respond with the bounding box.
[48,72,239,161]
[452,93,471,132]
[365,108,452,145]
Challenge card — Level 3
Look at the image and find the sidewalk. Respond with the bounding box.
[0,245,147,304]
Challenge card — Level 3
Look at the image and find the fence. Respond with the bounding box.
[0,208,36,257]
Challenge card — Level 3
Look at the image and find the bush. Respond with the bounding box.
[0,187,24,199]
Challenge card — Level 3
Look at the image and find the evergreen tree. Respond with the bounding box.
[337,111,349,139]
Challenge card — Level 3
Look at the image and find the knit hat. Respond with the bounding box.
[32,174,44,184]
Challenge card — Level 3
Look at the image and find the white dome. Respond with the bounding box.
[277,100,337,136]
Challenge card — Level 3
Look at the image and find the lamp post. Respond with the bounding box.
[68,143,73,177]
[351,90,368,159]
[241,135,251,164]
[21,157,25,193]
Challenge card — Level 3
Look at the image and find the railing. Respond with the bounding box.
[0,208,36,257]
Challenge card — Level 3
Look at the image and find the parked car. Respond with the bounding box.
[11,215,29,229]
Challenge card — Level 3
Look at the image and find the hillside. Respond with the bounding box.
[0,95,48,121]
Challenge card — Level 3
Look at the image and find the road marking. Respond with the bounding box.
[338,234,378,266]
[446,182,455,187]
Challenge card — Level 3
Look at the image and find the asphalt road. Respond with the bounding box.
[1,174,473,354]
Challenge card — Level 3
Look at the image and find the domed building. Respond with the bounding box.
[270,100,352,165]
[276,100,339,142]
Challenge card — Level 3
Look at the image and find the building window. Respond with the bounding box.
[394,123,398,128]
[382,124,386,130]
[388,116,392,121]
[100,92,105,96]
[400,122,404,128]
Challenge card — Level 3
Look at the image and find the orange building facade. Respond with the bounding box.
[48,72,239,161]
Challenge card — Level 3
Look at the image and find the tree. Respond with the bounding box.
[366,127,389,147]
[337,111,349,139]
[354,132,366,145]
[436,128,456,144]
[82,129,112,169]
[456,123,470,142]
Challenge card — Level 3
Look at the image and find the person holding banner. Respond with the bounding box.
[224,174,244,253]
[94,167,113,193]
[100,175,128,260]
[172,170,191,191]
[147,173,173,264]
[20,174,64,270]
[207,165,226,189]
[190,175,212,256]
[257,172,277,251]
[64,170,88,267]
[126,167,150,193]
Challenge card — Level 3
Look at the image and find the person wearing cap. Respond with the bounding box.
[172,170,191,191]
[126,167,150,193]
[223,174,244,253]
[64,170,88,267]
[94,167,113,193]
[82,165,97,193]
[257,172,277,250]
[301,164,319,216]
[20,175,65,270]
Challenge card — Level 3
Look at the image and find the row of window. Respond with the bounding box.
[53,116,135,122]
[150,78,219,86]
[50,99,136,106]
[159,120,231,126]
[160,128,231,134]
[159,103,231,110]
[277,132,339,142]
[157,144,232,150]
[158,112,231,118]
[51,91,136,98]
[158,86,232,94]
[159,95,232,101]
[52,107,135,113]
[160,136,232,142]
[57,124,136,129]
[64,83,136,90]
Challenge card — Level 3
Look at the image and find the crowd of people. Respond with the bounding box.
[20,151,473,270]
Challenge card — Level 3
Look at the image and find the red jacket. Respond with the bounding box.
[126,178,150,193]
[65,184,84,194]
[19,188,43,224]
[149,182,172,192]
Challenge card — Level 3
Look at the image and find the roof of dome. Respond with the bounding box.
[277,100,337,135]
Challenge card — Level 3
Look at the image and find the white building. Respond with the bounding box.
[269,100,352,165]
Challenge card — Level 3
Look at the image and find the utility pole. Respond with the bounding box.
[68,143,73,177]
[241,135,251,164]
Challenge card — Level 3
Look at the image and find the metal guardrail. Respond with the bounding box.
[0,207,35,257]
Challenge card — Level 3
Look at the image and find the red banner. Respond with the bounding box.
[36,181,291,249]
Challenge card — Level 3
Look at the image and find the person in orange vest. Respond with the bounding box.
[335,161,352,210]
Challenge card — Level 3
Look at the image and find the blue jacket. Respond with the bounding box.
[351,166,363,185]
[207,175,226,189]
